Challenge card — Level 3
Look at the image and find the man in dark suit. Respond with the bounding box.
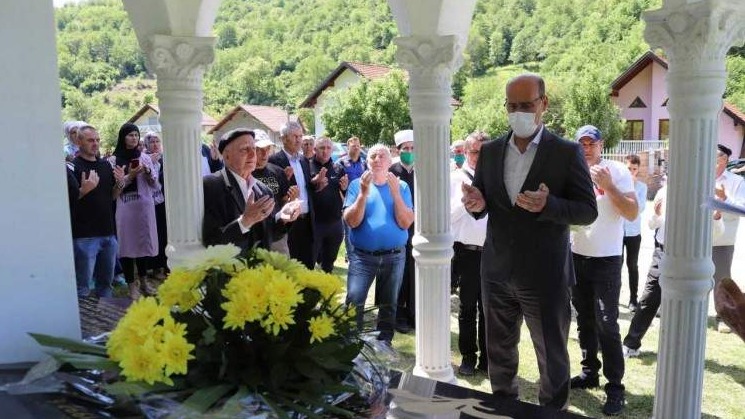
[203,128,299,251]
[268,121,316,269]
[462,73,597,410]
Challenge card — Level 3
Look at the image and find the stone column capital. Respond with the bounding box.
[144,34,216,82]
[394,35,464,92]
[644,0,745,70]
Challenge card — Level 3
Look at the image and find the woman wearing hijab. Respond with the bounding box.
[142,131,168,280]
[109,123,159,299]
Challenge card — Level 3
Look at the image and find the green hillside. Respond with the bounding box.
[55,0,745,149]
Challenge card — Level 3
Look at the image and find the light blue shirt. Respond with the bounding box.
[504,126,544,204]
[344,178,413,251]
[284,149,309,214]
[623,180,648,236]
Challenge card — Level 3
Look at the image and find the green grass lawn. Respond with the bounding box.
[332,246,745,418]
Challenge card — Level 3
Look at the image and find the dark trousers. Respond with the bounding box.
[314,219,343,273]
[147,202,168,272]
[120,257,148,284]
[623,246,663,350]
[453,243,486,367]
[288,215,315,269]
[482,278,571,409]
[571,254,625,397]
[396,239,415,327]
[622,234,641,304]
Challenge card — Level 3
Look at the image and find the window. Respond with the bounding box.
[661,98,668,107]
[629,96,647,108]
[625,120,644,140]
[659,119,669,140]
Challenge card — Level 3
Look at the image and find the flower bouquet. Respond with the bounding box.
[18,245,389,418]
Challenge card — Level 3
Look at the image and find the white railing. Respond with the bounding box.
[603,139,668,156]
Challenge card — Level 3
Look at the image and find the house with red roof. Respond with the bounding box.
[300,61,459,137]
[207,104,294,145]
[127,103,217,134]
[611,50,745,158]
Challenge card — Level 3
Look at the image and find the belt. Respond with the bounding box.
[455,242,483,252]
[356,247,402,256]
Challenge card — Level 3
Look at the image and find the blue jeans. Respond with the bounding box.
[73,235,118,298]
[346,247,405,342]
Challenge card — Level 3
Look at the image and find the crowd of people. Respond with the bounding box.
[63,71,745,416]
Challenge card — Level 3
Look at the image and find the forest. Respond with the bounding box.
[55,0,745,149]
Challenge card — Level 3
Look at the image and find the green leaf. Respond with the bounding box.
[181,384,235,414]
[18,357,61,384]
[214,385,252,416]
[49,351,120,371]
[201,324,217,346]
[28,333,108,356]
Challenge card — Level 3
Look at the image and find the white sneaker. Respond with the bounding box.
[717,321,732,334]
[623,345,641,358]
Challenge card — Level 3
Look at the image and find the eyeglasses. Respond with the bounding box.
[504,97,543,112]
[467,150,480,155]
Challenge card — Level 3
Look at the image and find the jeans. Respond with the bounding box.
[73,235,118,298]
[346,247,406,342]
[571,254,625,397]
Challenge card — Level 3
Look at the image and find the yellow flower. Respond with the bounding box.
[119,340,169,385]
[265,273,304,309]
[308,314,336,343]
[261,304,296,336]
[255,248,306,279]
[221,267,275,330]
[107,297,168,361]
[157,268,206,311]
[160,333,195,376]
[183,244,242,272]
[295,270,345,300]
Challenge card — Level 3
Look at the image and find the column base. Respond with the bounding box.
[412,364,456,384]
[165,241,206,268]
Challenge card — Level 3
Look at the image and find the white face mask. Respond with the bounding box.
[508,112,538,138]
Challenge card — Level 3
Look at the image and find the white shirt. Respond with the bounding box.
[649,185,724,246]
[714,169,745,246]
[228,169,256,234]
[504,126,544,204]
[201,149,212,177]
[450,165,487,247]
[572,159,635,257]
[284,149,309,214]
[623,180,648,237]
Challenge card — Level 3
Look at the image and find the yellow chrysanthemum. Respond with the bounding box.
[265,273,304,309]
[261,304,296,335]
[255,248,306,279]
[183,244,242,272]
[295,270,345,300]
[107,297,168,361]
[119,341,169,385]
[308,314,336,343]
[157,268,206,310]
[160,333,195,376]
[220,267,276,330]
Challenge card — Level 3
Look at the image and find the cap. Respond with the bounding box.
[575,125,602,142]
[255,139,274,148]
[253,129,273,148]
[394,129,414,148]
[718,144,732,157]
[218,128,255,153]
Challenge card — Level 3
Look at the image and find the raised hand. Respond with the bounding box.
[516,183,549,213]
[279,199,302,223]
[284,166,294,181]
[715,184,727,201]
[242,194,275,228]
[590,165,613,190]
[386,172,401,195]
[461,182,486,212]
[113,165,127,184]
[311,167,329,191]
[284,185,299,203]
[80,170,100,197]
[359,170,372,196]
[339,174,349,191]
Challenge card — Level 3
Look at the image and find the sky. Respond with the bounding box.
[53,0,88,8]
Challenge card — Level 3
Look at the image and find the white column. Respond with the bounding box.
[143,35,216,266]
[644,2,745,417]
[395,35,465,383]
[0,1,80,363]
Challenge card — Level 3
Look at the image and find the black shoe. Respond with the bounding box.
[458,363,476,376]
[602,394,625,415]
[570,373,599,389]
[395,322,412,334]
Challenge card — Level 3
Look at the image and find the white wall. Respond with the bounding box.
[0,1,81,363]
[313,70,362,137]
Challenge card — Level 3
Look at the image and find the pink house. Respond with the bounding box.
[611,51,745,158]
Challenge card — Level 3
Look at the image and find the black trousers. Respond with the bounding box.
[571,254,625,397]
[146,202,168,272]
[120,257,148,284]
[482,278,571,409]
[622,234,641,304]
[288,215,315,270]
[453,243,486,367]
[396,238,415,326]
[313,219,343,273]
[623,246,663,350]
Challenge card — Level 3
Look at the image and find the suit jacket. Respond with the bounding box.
[202,169,282,251]
[268,150,316,233]
[472,128,597,287]
[201,144,224,173]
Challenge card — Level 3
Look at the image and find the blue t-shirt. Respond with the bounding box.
[340,157,366,182]
[344,177,413,251]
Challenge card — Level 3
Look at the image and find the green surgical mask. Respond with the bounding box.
[400,151,415,165]
[453,154,466,167]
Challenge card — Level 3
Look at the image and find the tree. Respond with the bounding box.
[561,74,624,148]
[322,71,410,145]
